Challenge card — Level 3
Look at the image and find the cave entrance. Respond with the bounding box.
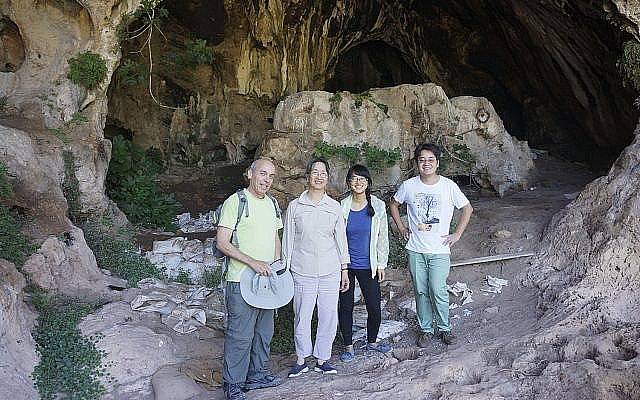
[0,18,25,73]
[325,40,423,94]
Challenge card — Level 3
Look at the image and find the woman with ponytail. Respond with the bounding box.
[338,164,391,362]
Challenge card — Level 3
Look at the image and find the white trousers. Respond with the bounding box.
[292,271,340,361]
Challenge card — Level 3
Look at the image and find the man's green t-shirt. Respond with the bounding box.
[217,189,283,282]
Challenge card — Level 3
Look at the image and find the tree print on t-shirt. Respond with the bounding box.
[415,193,441,231]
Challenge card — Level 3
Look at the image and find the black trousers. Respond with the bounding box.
[338,269,382,345]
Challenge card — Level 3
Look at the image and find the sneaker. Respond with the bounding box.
[314,362,338,375]
[244,373,284,390]
[288,363,309,378]
[439,331,457,345]
[223,382,247,400]
[365,342,392,353]
[417,331,434,348]
[339,350,355,362]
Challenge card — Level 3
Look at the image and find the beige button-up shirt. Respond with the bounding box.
[282,191,350,277]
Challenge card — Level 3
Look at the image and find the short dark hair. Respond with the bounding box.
[305,157,330,176]
[414,143,442,163]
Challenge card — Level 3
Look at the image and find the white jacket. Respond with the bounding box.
[340,194,389,278]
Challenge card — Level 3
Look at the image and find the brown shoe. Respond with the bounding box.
[417,331,434,348]
[439,331,456,345]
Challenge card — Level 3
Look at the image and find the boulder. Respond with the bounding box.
[22,225,127,298]
[0,259,39,400]
[260,84,535,199]
[79,303,182,398]
[151,365,207,400]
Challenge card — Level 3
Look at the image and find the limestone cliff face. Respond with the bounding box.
[1,0,140,224]
[107,0,639,170]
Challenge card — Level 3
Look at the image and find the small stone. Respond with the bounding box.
[493,229,512,239]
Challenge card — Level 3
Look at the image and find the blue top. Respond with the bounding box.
[346,207,372,269]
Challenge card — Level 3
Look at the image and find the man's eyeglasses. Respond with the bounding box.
[310,171,328,178]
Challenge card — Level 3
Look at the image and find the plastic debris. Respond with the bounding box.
[481,275,509,294]
[463,309,472,317]
[175,210,217,233]
[131,281,221,334]
[447,281,473,305]
[353,320,407,342]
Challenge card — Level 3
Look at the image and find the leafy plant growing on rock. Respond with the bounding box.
[82,220,163,286]
[0,162,36,265]
[0,95,8,114]
[361,142,401,169]
[0,162,12,200]
[618,40,640,92]
[62,151,83,222]
[106,135,180,230]
[30,289,110,400]
[116,59,148,87]
[48,112,89,144]
[175,268,192,284]
[67,51,107,90]
[352,90,389,114]
[201,267,223,288]
[314,141,401,171]
[329,92,342,116]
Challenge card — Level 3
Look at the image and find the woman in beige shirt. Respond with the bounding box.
[282,157,350,377]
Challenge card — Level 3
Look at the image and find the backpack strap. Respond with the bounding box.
[222,189,248,285]
[266,194,282,220]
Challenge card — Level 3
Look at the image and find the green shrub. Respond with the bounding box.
[352,90,388,114]
[618,40,640,91]
[116,59,148,87]
[0,206,36,265]
[185,39,217,66]
[67,51,107,90]
[201,267,223,288]
[175,268,191,284]
[161,38,222,73]
[83,221,162,286]
[314,142,359,164]
[0,162,12,200]
[30,291,109,400]
[361,142,401,170]
[0,95,7,114]
[106,136,180,230]
[0,164,36,265]
[329,92,342,116]
[62,151,82,222]
[313,141,401,171]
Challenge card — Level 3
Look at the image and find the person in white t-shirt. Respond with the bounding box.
[389,143,473,347]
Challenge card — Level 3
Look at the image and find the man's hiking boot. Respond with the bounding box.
[244,373,284,390]
[439,331,457,345]
[417,331,434,348]
[223,382,247,400]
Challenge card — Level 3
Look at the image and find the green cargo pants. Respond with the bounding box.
[407,251,451,333]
